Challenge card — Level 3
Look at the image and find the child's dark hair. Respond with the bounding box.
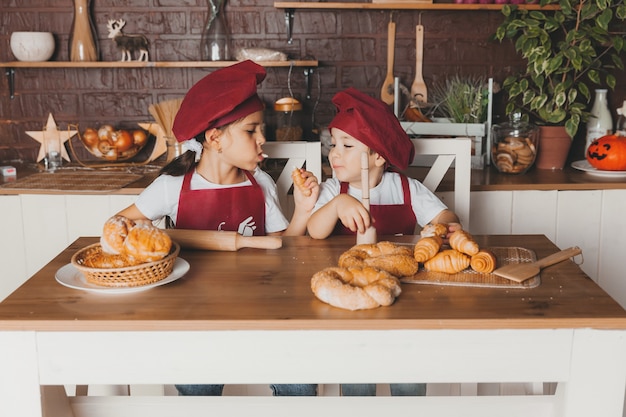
[158,131,204,176]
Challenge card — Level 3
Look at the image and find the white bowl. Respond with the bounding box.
[10,31,55,62]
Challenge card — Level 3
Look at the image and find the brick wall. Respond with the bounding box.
[0,0,598,162]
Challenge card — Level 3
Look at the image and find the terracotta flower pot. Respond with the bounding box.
[536,126,572,170]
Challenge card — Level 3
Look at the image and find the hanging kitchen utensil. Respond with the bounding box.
[492,246,582,283]
[410,24,427,105]
[380,19,396,105]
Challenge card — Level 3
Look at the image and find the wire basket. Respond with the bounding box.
[71,242,180,288]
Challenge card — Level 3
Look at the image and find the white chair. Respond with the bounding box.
[409,137,472,228]
[262,141,322,218]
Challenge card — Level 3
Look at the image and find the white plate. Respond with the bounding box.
[55,258,190,294]
[571,160,626,178]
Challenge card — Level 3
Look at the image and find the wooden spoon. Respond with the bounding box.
[380,20,396,105]
[492,246,582,283]
[410,24,427,104]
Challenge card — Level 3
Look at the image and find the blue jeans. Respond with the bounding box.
[175,384,317,396]
[175,384,224,396]
[341,383,426,396]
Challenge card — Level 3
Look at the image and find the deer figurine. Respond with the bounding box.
[107,19,149,62]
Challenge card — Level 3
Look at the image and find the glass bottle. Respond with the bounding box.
[200,0,230,61]
[615,101,626,137]
[491,112,539,174]
[585,89,612,152]
[69,0,99,62]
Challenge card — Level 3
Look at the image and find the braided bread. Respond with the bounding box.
[311,266,402,311]
[338,241,418,277]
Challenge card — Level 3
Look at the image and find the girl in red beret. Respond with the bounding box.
[115,60,318,397]
[118,60,318,237]
[308,87,464,397]
[308,87,461,240]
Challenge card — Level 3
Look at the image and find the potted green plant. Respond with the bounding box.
[494,0,626,139]
[401,75,495,169]
[430,75,491,124]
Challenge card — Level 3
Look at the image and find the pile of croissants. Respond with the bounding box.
[415,224,497,274]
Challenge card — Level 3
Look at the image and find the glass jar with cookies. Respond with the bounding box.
[491,112,539,174]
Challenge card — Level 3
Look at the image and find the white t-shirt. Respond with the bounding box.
[135,167,289,234]
[313,171,447,227]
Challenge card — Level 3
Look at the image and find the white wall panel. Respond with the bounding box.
[598,190,626,309]
[469,191,512,235]
[21,194,68,277]
[0,195,26,301]
[512,191,558,241]
[555,190,602,283]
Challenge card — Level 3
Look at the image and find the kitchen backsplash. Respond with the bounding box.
[1,0,622,162]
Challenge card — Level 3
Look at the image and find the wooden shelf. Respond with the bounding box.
[274,2,558,42]
[0,60,318,69]
[274,2,559,11]
[2,60,318,99]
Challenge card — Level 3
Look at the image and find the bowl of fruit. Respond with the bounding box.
[79,125,149,161]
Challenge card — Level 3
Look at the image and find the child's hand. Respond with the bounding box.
[335,194,372,234]
[293,169,319,212]
[446,222,463,237]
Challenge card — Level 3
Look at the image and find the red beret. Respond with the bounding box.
[173,60,267,142]
[328,87,415,170]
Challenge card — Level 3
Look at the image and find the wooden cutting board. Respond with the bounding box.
[401,247,540,289]
[0,171,143,192]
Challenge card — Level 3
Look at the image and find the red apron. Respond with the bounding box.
[175,170,266,236]
[334,173,416,236]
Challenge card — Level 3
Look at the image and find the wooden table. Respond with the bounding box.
[1,235,625,417]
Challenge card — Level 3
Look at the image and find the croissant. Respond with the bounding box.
[413,236,443,263]
[470,249,497,273]
[291,168,311,197]
[424,249,470,274]
[420,223,448,238]
[449,230,479,256]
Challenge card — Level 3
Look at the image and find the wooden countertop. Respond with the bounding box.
[1,159,625,195]
[1,234,625,331]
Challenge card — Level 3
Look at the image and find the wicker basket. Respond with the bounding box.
[71,242,180,288]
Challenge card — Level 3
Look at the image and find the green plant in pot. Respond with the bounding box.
[430,75,491,124]
[494,0,626,140]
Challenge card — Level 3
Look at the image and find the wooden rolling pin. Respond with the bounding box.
[165,229,282,251]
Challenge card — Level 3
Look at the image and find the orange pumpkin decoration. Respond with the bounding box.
[586,134,626,171]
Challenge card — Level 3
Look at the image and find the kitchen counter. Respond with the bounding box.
[1,234,625,417]
[1,160,626,195]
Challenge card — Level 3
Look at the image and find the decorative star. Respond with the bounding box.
[26,113,76,162]
[138,122,167,162]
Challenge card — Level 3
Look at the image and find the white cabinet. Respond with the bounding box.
[0,194,137,301]
[0,195,26,299]
[471,189,626,309]
[2,190,626,310]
